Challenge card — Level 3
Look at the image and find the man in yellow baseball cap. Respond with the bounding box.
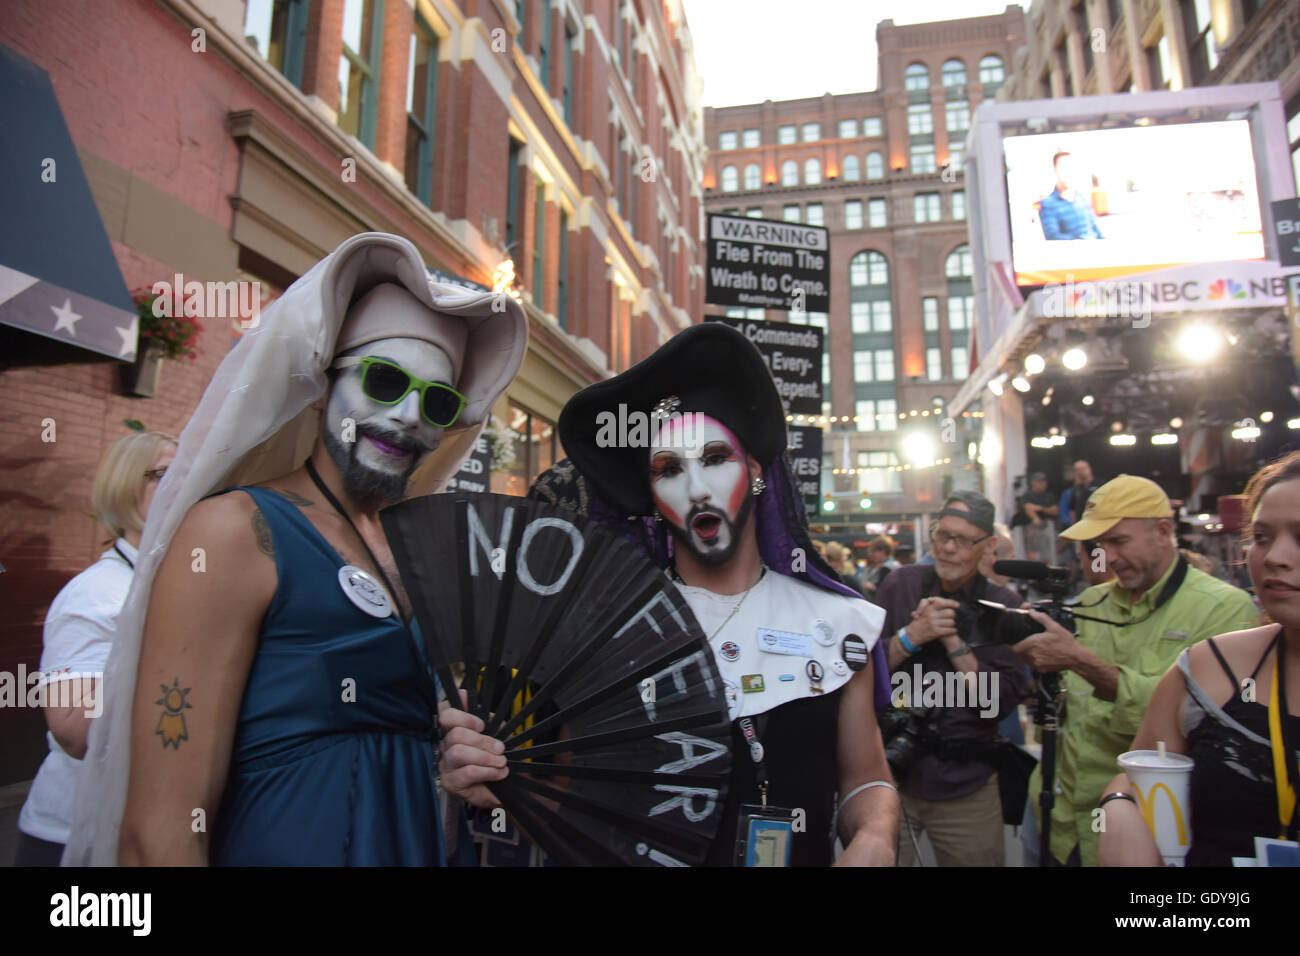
[1013,474,1258,866]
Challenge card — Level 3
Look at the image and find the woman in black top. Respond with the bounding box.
[1098,451,1300,865]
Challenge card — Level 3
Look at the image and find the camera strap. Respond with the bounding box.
[1268,634,1299,840]
[1070,555,1188,628]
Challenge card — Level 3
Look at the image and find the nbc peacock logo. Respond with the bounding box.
[1207,278,1246,301]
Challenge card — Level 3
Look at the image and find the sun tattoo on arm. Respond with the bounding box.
[155,677,193,749]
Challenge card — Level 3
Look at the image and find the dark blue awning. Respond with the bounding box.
[0,42,137,362]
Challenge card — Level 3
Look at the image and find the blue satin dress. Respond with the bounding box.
[206,486,456,865]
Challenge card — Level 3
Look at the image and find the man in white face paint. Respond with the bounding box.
[518,322,899,865]
[101,235,527,866]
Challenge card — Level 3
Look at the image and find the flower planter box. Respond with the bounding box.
[120,345,163,398]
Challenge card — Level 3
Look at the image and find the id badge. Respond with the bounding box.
[734,804,797,867]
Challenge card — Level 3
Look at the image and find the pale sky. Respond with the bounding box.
[681,0,1025,107]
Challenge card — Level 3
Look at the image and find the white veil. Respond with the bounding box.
[62,232,528,865]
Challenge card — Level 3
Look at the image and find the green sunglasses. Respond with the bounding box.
[333,356,468,427]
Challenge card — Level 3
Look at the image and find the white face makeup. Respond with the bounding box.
[649,414,753,566]
[323,336,456,505]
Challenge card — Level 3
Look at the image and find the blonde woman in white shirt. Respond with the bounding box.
[14,429,175,866]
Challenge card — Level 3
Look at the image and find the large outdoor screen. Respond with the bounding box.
[1003,120,1265,285]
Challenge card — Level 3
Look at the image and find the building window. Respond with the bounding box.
[913,192,940,222]
[923,297,939,331]
[979,55,1004,84]
[782,159,798,186]
[744,163,761,190]
[805,203,824,226]
[802,122,820,142]
[867,197,887,227]
[779,124,797,144]
[853,349,894,383]
[562,17,576,124]
[866,152,884,179]
[952,190,966,220]
[858,451,901,494]
[538,0,552,92]
[743,128,760,148]
[907,104,933,135]
[863,117,882,137]
[843,155,860,181]
[532,175,546,303]
[783,204,801,222]
[949,295,973,330]
[557,208,569,328]
[945,244,972,278]
[951,345,969,376]
[942,58,966,88]
[505,136,523,250]
[244,0,308,87]
[856,399,898,432]
[850,299,891,333]
[804,158,821,185]
[911,143,936,174]
[719,131,737,150]
[875,349,896,381]
[1184,0,1219,84]
[844,199,863,229]
[946,101,970,132]
[496,402,558,496]
[927,347,943,381]
[746,207,763,218]
[948,144,965,172]
[338,0,383,146]
[404,17,438,204]
[853,350,874,381]
[839,118,858,139]
[904,62,929,92]
[849,250,889,286]
[720,165,738,191]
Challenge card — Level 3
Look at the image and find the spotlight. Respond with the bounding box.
[1011,376,1031,393]
[1049,426,1059,435]
[1288,418,1300,430]
[1030,436,1054,449]
[988,372,1007,397]
[1232,424,1261,441]
[1151,433,1178,445]
[1062,347,1087,371]
[1111,420,1124,433]
[1082,394,1095,406]
[1024,353,1045,375]
[902,432,936,467]
[1169,417,1183,429]
[1261,411,1274,423]
[1050,434,1067,446]
[1109,434,1137,446]
[1177,324,1223,363]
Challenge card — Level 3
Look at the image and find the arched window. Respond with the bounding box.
[945,244,972,278]
[865,151,884,179]
[744,163,761,190]
[782,159,798,186]
[942,58,966,88]
[720,165,738,192]
[804,158,821,185]
[979,55,1005,84]
[850,250,890,287]
[904,62,929,92]
[842,155,860,181]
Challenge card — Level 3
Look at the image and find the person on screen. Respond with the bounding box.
[1039,150,1104,240]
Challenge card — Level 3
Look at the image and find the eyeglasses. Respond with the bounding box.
[930,528,991,551]
[144,467,167,483]
[333,356,467,428]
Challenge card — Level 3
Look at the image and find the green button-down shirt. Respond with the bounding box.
[1031,558,1259,865]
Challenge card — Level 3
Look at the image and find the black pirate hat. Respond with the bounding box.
[558,322,787,516]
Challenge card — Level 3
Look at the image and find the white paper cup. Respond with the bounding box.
[1118,749,1194,866]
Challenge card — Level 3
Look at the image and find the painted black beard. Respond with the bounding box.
[322,424,423,508]
[665,492,754,567]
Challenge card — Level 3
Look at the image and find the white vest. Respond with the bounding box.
[674,570,886,720]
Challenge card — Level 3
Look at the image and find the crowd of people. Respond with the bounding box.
[13,232,1298,868]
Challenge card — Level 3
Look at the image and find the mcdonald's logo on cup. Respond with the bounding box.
[1117,749,1195,866]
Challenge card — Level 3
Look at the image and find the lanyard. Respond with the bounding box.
[1268,635,1299,840]
[738,716,769,807]
[112,543,135,570]
[304,458,406,620]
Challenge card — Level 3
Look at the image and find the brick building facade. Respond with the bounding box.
[701,7,1026,533]
[0,0,705,783]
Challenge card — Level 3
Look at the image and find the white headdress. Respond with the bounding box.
[62,233,528,864]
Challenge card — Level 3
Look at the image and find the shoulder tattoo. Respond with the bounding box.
[251,506,274,558]
[271,489,314,508]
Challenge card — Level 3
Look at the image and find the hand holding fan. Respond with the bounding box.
[381,492,732,866]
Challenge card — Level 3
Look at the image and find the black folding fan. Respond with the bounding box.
[381,492,733,866]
